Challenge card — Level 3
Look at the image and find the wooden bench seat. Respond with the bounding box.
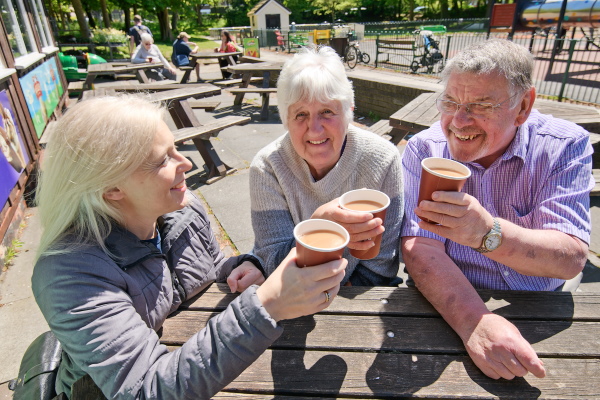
[592,169,600,196]
[173,115,251,144]
[227,87,277,120]
[213,77,262,87]
[67,81,84,95]
[368,119,393,138]
[186,100,221,111]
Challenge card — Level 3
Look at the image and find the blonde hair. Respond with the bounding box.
[36,95,165,259]
[277,46,354,130]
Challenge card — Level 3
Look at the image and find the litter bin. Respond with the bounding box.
[329,37,348,57]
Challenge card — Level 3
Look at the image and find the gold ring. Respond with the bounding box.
[324,290,330,303]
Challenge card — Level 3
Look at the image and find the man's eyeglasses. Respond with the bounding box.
[435,94,519,118]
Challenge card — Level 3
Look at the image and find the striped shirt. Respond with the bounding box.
[401,110,594,291]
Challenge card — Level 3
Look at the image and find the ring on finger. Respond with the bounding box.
[324,290,330,303]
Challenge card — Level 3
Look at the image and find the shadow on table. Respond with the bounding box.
[272,315,348,398]
[214,104,282,124]
[366,290,574,399]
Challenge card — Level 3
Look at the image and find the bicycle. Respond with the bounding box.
[343,33,370,69]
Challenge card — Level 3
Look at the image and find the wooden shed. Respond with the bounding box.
[0,0,68,261]
[247,0,292,31]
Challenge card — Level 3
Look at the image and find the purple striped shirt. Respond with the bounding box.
[401,110,594,291]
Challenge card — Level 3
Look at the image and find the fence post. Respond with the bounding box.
[375,34,380,68]
[444,35,452,64]
[558,39,577,102]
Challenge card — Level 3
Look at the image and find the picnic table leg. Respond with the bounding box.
[169,100,236,183]
[262,71,271,89]
[180,59,196,84]
[233,72,253,105]
[82,73,96,93]
[136,69,150,84]
[260,93,270,121]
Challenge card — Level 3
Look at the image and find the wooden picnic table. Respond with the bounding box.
[180,51,242,84]
[79,84,247,183]
[227,61,284,104]
[158,283,600,399]
[82,62,164,91]
[389,91,600,142]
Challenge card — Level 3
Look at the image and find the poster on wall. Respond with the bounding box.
[19,58,64,138]
[0,90,29,207]
[243,38,260,58]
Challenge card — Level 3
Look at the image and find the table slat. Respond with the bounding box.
[161,310,600,357]
[182,283,600,320]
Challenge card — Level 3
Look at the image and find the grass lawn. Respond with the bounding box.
[155,36,218,59]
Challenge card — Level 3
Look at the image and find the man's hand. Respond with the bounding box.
[227,262,265,293]
[415,191,494,248]
[311,198,384,251]
[464,313,546,380]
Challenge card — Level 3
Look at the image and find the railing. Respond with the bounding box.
[250,25,600,106]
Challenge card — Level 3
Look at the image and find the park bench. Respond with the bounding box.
[186,99,221,111]
[213,77,263,87]
[227,87,277,120]
[368,119,393,140]
[375,38,416,68]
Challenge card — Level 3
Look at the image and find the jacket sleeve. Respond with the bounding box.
[249,155,296,276]
[154,45,172,69]
[32,256,282,400]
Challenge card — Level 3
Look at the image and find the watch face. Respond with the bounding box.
[485,233,502,250]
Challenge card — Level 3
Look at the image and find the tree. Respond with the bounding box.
[311,0,359,20]
[71,0,91,38]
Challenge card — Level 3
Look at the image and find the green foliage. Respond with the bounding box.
[3,239,23,269]
[91,27,127,43]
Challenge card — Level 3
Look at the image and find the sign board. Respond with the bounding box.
[0,90,29,206]
[243,38,260,58]
[19,58,64,138]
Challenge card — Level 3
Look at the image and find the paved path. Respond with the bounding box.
[1,49,599,397]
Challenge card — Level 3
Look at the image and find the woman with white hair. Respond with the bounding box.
[131,33,177,81]
[249,46,404,286]
[32,95,346,398]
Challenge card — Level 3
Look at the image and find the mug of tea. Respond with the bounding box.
[418,157,471,223]
[294,219,350,268]
[339,189,390,260]
[148,57,153,63]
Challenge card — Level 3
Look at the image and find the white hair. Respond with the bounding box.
[442,39,534,104]
[140,33,153,45]
[277,46,355,129]
[36,95,165,259]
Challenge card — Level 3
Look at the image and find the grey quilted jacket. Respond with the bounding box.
[32,193,282,399]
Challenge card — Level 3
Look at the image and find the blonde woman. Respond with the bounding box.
[131,33,177,81]
[32,95,346,399]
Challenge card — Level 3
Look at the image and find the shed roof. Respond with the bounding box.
[247,0,291,16]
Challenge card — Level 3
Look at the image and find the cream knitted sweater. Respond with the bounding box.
[250,125,404,285]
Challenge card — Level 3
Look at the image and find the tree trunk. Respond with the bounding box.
[71,0,91,38]
[171,12,179,32]
[156,7,172,41]
[100,0,110,28]
[85,7,96,29]
[440,0,449,18]
[195,5,203,25]
[409,0,415,20]
[123,8,130,31]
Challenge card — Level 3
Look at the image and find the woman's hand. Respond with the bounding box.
[227,262,265,293]
[256,248,347,322]
[311,198,385,251]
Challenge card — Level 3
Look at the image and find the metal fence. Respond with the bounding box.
[251,25,599,105]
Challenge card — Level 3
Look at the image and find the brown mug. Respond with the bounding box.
[339,189,390,260]
[418,157,471,223]
[294,219,350,268]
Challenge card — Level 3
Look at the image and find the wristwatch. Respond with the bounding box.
[473,218,502,253]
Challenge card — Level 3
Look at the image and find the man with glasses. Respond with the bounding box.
[401,40,593,380]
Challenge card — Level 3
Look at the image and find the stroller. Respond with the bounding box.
[410,30,444,74]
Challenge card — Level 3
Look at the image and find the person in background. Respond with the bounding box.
[128,15,151,55]
[250,46,404,286]
[131,33,177,81]
[32,95,347,399]
[214,30,239,79]
[274,29,285,52]
[172,32,201,82]
[401,39,593,381]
